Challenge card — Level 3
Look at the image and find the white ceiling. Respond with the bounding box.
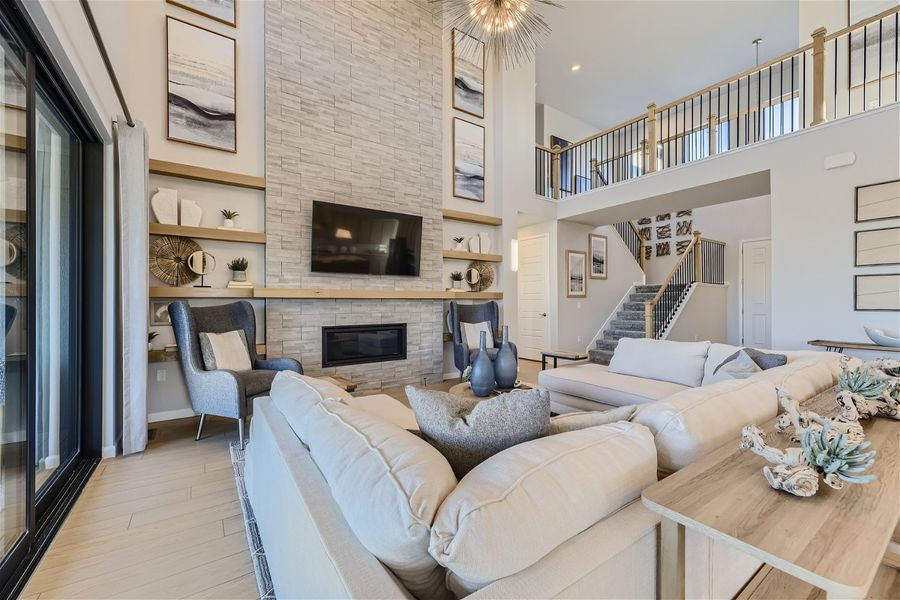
[536,0,801,130]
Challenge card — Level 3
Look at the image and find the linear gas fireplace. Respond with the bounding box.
[322,323,407,368]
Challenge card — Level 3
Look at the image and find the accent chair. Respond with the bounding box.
[448,300,517,378]
[169,300,302,446]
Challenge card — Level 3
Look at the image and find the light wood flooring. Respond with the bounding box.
[19,359,899,599]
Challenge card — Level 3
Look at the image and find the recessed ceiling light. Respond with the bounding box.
[570,64,581,72]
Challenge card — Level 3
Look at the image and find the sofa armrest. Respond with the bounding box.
[187,369,246,418]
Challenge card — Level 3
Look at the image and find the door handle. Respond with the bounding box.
[539,312,548,317]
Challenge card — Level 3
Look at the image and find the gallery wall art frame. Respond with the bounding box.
[150,300,173,326]
[452,28,485,119]
[854,274,900,311]
[453,117,485,202]
[166,16,237,153]
[566,250,587,298]
[588,233,608,280]
[855,179,900,223]
[167,0,237,27]
[855,226,900,267]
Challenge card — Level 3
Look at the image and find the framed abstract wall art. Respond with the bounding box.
[452,29,484,118]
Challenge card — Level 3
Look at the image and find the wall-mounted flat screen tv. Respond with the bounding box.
[311,201,423,276]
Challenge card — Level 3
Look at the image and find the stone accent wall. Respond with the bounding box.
[264,0,445,387]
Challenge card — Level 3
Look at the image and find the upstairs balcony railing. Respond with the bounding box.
[536,7,900,199]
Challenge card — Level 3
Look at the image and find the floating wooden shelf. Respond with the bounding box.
[3,133,25,152]
[3,283,26,297]
[442,332,452,342]
[442,209,502,226]
[149,343,267,364]
[442,250,502,263]
[253,289,503,300]
[149,286,256,299]
[3,209,26,223]
[149,158,266,191]
[149,223,266,244]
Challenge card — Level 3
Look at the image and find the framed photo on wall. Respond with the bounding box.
[166,17,237,153]
[588,233,608,279]
[855,180,900,223]
[453,118,485,201]
[149,301,172,326]
[167,0,236,27]
[452,29,484,118]
[566,250,587,298]
[855,227,900,266]
[855,274,900,311]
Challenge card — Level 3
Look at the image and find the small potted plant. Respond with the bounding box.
[148,331,159,351]
[220,209,239,228]
[450,271,463,289]
[452,236,466,251]
[228,257,249,282]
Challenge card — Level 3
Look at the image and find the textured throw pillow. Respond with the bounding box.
[714,347,787,375]
[198,329,251,371]
[461,321,494,351]
[548,405,637,435]
[716,350,763,380]
[405,386,550,478]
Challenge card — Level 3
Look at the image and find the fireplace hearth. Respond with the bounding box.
[321,323,407,368]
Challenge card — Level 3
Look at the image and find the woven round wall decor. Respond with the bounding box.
[150,236,202,286]
[467,261,494,292]
[4,223,26,281]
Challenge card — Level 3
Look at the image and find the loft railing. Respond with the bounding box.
[612,221,644,270]
[535,7,900,200]
[644,232,725,339]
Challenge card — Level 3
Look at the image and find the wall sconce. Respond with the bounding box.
[510,239,519,272]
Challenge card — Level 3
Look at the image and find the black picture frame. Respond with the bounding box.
[855,179,900,223]
[854,273,900,311]
[854,226,900,267]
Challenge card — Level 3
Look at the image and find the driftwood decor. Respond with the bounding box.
[656,224,672,239]
[676,220,693,236]
[740,387,877,497]
[655,242,670,257]
[837,357,900,420]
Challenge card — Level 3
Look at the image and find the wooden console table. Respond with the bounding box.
[642,387,899,599]
[540,349,588,370]
[808,339,900,353]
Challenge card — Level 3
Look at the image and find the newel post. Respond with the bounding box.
[693,230,703,283]
[644,303,655,339]
[811,26,827,126]
[646,102,658,173]
[551,144,561,199]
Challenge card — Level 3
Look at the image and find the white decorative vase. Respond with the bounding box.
[480,232,492,254]
[452,280,461,289]
[232,270,247,282]
[180,199,202,227]
[454,239,467,251]
[151,187,178,225]
[223,218,235,228]
[148,342,153,351]
[468,234,482,254]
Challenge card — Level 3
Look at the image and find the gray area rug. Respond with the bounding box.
[230,442,276,600]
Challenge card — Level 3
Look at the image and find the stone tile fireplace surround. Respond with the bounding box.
[264,0,447,391]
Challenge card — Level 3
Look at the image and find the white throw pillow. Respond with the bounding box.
[305,400,457,600]
[461,321,494,351]
[271,371,353,443]
[716,350,762,380]
[633,378,777,473]
[548,405,637,435]
[701,343,742,385]
[429,422,657,587]
[198,329,252,371]
[608,338,711,388]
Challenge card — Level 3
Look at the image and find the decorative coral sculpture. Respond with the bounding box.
[800,423,877,490]
[835,357,900,421]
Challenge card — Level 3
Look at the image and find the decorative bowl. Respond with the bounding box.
[864,326,900,348]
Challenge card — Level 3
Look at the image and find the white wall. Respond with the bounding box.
[559,104,900,358]
[536,103,601,147]
[668,284,729,343]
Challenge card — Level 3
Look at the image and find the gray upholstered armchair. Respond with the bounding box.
[448,301,517,378]
[169,301,302,446]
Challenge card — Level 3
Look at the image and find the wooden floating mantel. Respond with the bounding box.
[149,158,266,191]
[150,344,266,364]
[149,286,255,299]
[442,250,502,263]
[442,209,502,226]
[253,289,503,300]
[149,223,266,244]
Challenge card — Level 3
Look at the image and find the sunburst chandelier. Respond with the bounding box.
[444,0,561,69]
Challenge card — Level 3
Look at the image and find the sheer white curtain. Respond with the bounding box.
[113,119,148,455]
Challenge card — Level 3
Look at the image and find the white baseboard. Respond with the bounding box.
[101,444,118,459]
[148,408,197,423]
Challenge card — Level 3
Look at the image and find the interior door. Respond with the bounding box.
[741,239,772,348]
[517,235,550,360]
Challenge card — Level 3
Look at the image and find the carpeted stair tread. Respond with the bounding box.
[595,339,618,351]
[603,329,645,341]
[611,319,644,331]
[617,311,644,321]
[588,348,614,365]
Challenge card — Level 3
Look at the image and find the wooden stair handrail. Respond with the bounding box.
[646,231,701,309]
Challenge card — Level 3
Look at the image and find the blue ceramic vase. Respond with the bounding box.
[494,325,517,389]
[469,331,496,397]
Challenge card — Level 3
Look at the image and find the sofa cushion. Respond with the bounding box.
[303,400,457,600]
[749,359,836,402]
[405,387,550,478]
[539,363,689,408]
[345,393,419,431]
[632,378,777,473]
[239,369,278,397]
[548,405,637,435]
[429,422,657,586]
[608,338,711,387]
[270,371,354,443]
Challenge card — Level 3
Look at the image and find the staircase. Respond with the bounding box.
[588,284,660,365]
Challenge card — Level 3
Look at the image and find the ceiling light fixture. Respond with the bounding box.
[570,63,581,72]
[444,0,562,70]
